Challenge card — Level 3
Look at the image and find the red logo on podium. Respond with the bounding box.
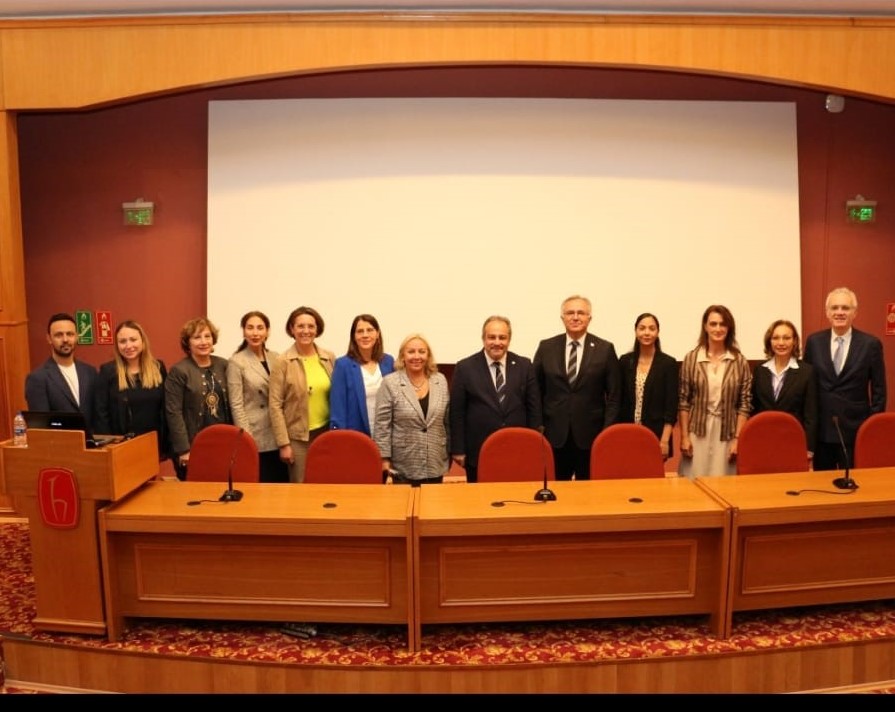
[887,303,895,336]
[38,468,80,529]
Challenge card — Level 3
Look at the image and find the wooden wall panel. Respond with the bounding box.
[1,15,895,110]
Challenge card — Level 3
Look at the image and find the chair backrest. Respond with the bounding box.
[854,412,895,468]
[186,424,260,482]
[304,429,383,484]
[736,411,808,475]
[590,423,666,479]
[477,427,555,483]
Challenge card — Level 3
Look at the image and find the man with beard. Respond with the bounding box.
[25,312,99,429]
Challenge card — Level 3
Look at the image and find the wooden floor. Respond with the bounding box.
[3,630,895,694]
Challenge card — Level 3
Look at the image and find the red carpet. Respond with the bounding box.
[2,521,895,671]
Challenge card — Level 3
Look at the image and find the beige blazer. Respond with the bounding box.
[269,343,335,446]
[227,347,280,453]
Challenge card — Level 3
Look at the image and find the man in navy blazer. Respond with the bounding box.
[24,312,99,429]
[804,287,887,470]
[534,295,621,480]
[450,316,542,483]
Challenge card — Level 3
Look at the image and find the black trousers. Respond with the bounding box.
[813,440,854,471]
[553,433,591,480]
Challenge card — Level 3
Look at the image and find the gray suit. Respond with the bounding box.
[226,348,280,453]
[374,370,450,482]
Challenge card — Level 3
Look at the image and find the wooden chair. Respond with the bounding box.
[186,424,260,482]
[304,429,383,484]
[477,427,555,483]
[854,412,895,468]
[590,423,666,479]
[736,411,808,475]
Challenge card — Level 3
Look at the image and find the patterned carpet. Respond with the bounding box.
[2,521,895,679]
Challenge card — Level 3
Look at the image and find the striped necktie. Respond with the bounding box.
[493,361,506,403]
[567,340,579,382]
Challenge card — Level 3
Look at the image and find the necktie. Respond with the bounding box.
[773,371,785,400]
[568,340,579,382]
[833,336,845,375]
[493,362,506,403]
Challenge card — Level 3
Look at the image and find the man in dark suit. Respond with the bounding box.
[450,315,541,483]
[804,287,886,470]
[25,312,99,429]
[534,295,621,480]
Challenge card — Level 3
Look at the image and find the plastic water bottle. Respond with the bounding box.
[13,411,27,447]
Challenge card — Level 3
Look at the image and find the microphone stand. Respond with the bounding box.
[220,427,246,502]
[831,416,858,491]
[534,435,557,502]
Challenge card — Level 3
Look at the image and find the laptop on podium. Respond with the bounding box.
[22,410,118,448]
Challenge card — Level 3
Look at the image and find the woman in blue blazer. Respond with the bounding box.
[329,314,395,438]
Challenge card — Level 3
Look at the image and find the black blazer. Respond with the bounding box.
[449,350,541,467]
[804,328,887,445]
[618,351,679,455]
[24,357,98,429]
[533,332,621,450]
[750,360,817,452]
[94,360,170,457]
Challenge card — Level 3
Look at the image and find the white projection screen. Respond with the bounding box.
[208,98,801,363]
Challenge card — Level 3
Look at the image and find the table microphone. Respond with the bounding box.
[831,416,858,491]
[534,435,557,502]
[219,427,246,502]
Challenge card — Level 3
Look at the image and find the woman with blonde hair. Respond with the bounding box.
[94,320,169,458]
[374,334,450,485]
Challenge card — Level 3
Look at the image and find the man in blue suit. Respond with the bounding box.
[804,287,886,470]
[450,316,542,483]
[25,312,99,429]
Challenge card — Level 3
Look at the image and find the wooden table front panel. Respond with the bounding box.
[419,529,724,623]
[100,481,416,644]
[106,532,409,623]
[697,469,895,616]
[416,480,729,629]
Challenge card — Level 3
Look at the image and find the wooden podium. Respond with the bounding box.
[0,429,158,635]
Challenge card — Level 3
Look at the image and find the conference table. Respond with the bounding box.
[413,478,731,643]
[696,467,895,637]
[98,480,417,648]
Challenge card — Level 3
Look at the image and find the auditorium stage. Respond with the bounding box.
[2,521,895,694]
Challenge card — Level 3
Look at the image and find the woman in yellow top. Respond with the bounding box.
[269,306,335,482]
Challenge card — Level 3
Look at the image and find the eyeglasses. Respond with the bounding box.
[563,310,590,317]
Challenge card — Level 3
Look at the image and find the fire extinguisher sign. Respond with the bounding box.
[96,311,114,345]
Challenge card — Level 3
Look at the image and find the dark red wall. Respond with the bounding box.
[17,66,895,398]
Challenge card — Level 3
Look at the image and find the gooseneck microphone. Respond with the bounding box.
[534,434,557,502]
[831,416,859,491]
[219,427,246,502]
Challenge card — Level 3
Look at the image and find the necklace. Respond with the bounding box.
[409,377,428,391]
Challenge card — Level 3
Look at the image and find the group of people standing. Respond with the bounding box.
[23,285,887,484]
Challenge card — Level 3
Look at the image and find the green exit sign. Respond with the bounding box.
[846,197,876,224]
[847,205,876,223]
[122,199,154,226]
[124,207,153,226]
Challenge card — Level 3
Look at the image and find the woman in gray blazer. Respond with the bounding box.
[227,311,288,483]
[374,333,450,485]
